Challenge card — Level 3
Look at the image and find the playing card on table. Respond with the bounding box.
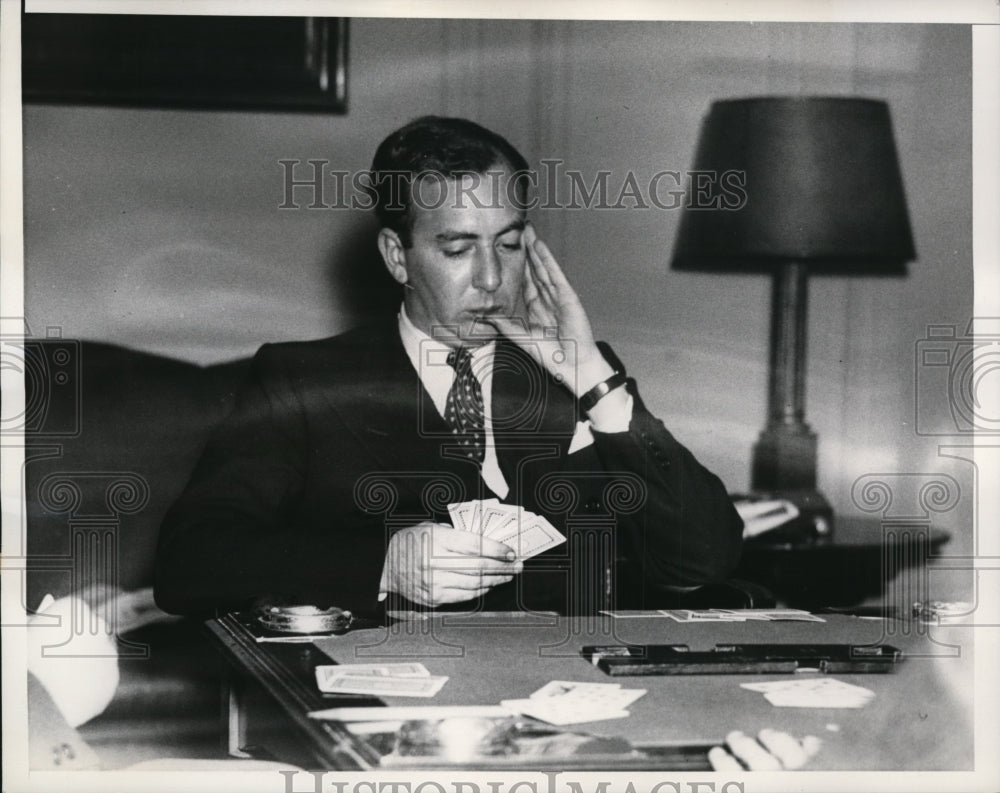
[661,608,825,622]
[315,662,430,691]
[529,680,623,699]
[740,680,803,693]
[661,609,746,622]
[319,674,449,698]
[599,610,670,618]
[724,609,826,622]
[504,682,646,725]
[742,677,875,708]
[538,683,645,710]
[512,699,631,726]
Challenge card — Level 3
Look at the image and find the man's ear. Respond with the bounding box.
[377,228,409,286]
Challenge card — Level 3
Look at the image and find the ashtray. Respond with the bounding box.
[253,603,354,634]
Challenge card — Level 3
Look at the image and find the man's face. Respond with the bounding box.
[391,168,527,346]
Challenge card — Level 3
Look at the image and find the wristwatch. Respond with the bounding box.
[579,370,627,412]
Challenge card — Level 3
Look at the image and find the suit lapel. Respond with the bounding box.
[491,338,578,492]
[319,322,482,510]
[313,326,577,510]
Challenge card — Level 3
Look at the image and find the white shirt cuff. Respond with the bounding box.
[567,392,634,455]
[588,391,633,434]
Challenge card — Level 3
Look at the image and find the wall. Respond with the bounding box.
[23,20,975,579]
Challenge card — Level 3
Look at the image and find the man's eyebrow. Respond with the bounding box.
[434,220,525,243]
[435,231,479,243]
[499,218,526,235]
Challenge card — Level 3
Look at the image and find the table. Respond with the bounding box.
[206,610,972,772]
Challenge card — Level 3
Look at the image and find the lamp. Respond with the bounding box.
[672,97,915,532]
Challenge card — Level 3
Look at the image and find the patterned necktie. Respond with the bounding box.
[444,347,485,463]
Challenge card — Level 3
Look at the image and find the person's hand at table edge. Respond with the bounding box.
[708,729,822,771]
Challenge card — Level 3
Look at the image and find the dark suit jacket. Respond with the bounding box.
[154,320,742,616]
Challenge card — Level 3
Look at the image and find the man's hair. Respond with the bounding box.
[369,116,532,247]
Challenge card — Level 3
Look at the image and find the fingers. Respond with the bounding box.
[438,529,518,562]
[523,225,588,341]
[801,735,822,760]
[524,223,570,290]
[707,746,743,772]
[434,571,515,589]
[413,571,516,606]
[393,522,523,568]
[715,730,822,771]
[433,585,494,604]
[385,523,525,607]
[485,315,539,353]
[488,309,561,359]
[526,246,556,302]
[724,730,782,771]
[522,225,555,298]
[757,728,813,770]
[521,262,543,309]
[395,571,514,607]
[440,557,523,574]
[402,522,514,559]
[391,567,515,607]
[480,535,521,561]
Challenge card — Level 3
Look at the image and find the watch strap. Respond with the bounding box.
[579,371,628,412]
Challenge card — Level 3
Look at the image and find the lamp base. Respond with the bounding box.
[752,421,818,491]
[750,423,833,541]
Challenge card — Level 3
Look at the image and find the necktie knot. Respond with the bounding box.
[446,347,473,373]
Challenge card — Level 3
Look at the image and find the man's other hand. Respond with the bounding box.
[708,729,822,771]
[489,223,617,397]
[380,521,523,607]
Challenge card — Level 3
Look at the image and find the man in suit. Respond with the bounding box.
[155,116,742,618]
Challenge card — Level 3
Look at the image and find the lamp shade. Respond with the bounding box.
[672,97,915,273]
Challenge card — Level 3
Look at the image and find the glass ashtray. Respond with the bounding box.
[254,603,354,634]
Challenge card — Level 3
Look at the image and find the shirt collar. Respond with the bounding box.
[396,306,509,499]
[397,303,496,378]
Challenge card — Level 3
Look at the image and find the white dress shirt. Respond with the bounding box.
[397,305,633,499]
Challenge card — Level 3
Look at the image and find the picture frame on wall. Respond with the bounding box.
[21,13,348,113]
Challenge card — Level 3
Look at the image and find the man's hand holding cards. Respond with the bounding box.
[448,498,566,560]
[381,520,523,607]
[380,501,564,608]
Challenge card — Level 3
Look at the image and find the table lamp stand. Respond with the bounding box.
[751,262,832,536]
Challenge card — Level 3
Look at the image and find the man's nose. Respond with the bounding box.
[472,247,502,293]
